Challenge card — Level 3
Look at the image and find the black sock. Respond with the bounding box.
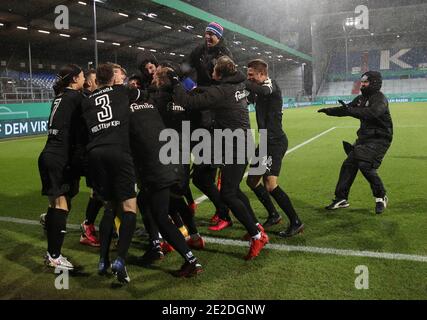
[270,186,301,226]
[184,186,194,204]
[170,211,184,229]
[99,207,115,261]
[252,184,278,218]
[172,197,198,235]
[85,197,103,225]
[46,207,68,259]
[117,212,136,260]
[236,188,259,225]
[138,191,161,243]
[151,188,196,263]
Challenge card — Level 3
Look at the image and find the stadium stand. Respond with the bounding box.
[318,46,427,97]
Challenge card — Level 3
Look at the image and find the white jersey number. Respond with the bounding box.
[49,98,62,127]
[95,94,113,123]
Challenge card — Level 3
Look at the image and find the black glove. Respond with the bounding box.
[167,69,180,86]
[338,100,347,108]
[317,108,330,115]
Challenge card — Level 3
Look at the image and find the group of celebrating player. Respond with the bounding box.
[38,21,393,284]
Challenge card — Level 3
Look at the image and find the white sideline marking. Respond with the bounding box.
[337,125,427,129]
[205,237,427,263]
[195,127,337,204]
[1,216,426,263]
[285,126,337,154]
[195,194,209,204]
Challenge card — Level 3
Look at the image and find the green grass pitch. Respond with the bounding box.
[0,102,426,299]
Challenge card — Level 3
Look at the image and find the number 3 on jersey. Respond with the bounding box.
[96,94,113,122]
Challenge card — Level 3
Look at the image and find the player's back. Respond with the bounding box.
[82,85,137,152]
[254,79,285,144]
[43,88,84,160]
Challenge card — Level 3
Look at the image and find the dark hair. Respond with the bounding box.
[247,59,268,75]
[84,69,96,79]
[128,74,142,82]
[136,52,159,85]
[214,55,237,78]
[84,69,96,89]
[53,64,83,95]
[96,63,115,86]
[137,52,159,73]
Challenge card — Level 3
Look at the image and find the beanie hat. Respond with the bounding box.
[206,22,224,38]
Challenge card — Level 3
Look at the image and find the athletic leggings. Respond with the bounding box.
[220,163,258,236]
[192,164,230,220]
[145,187,193,260]
[170,196,198,235]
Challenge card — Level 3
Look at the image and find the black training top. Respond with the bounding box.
[82,85,142,151]
[173,71,250,131]
[128,91,179,189]
[246,78,286,144]
[42,88,84,160]
[326,92,393,143]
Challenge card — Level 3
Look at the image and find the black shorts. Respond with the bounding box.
[70,150,93,188]
[38,151,79,198]
[88,146,136,202]
[136,162,181,192]
[249,138,288,177]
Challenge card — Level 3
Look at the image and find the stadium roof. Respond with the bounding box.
[0,0,312,71]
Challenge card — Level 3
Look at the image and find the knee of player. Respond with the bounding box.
[358,161,374,172]
[343,157,357,167]
[246,176,260,189]
[50,195,69,211]
[264,177,278,193]
[122,199,137,214]
[220,189,237,203]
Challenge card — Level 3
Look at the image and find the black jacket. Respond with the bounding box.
[151,86,189,131]
[173,71,250,131]
[187,38,233,130]
[188,38,233,86]
[325,91,393,144]
[43,88,84,161]
[128,91,180,190]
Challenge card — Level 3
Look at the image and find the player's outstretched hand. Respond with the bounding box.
[317,108,330,115]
